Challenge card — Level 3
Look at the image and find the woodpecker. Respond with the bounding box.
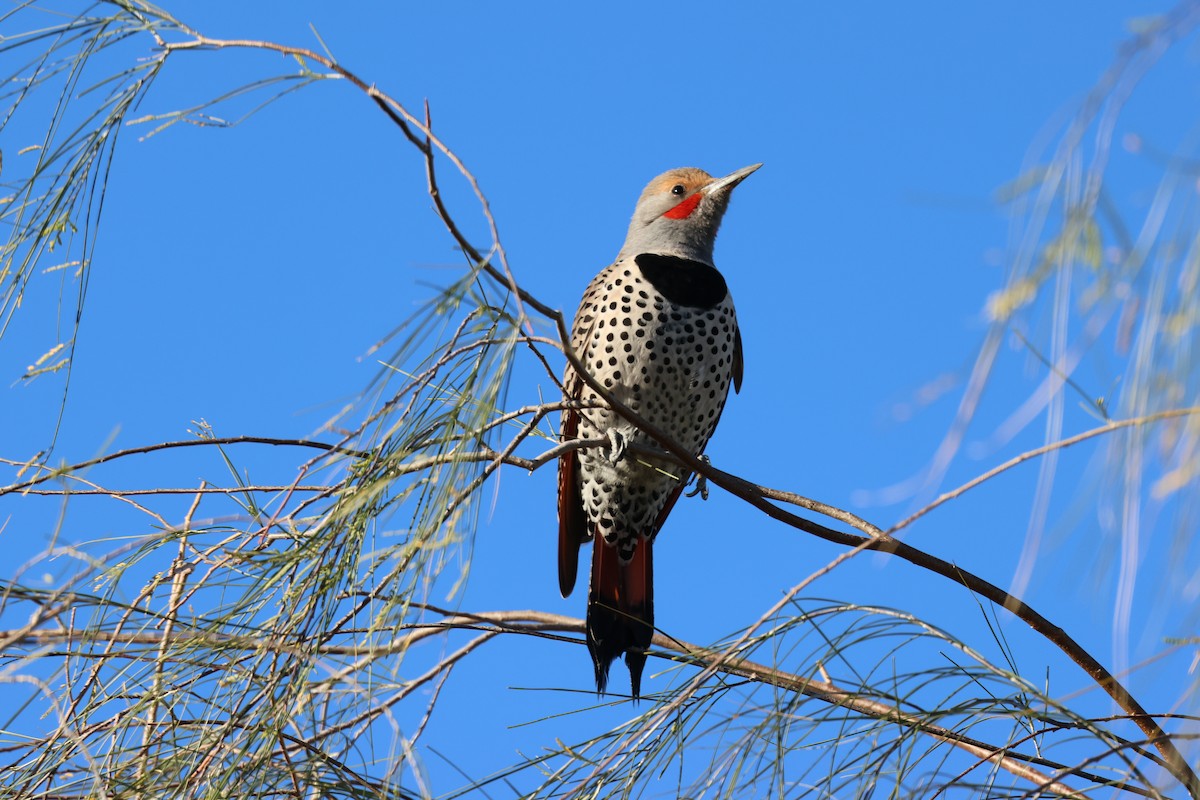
[557,163,759,697]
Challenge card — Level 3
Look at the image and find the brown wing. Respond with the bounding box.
[557,266,613,598]
[557,370,587,597]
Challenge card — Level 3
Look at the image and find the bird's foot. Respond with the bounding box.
[685,455,711,500]
[606,428,628,463]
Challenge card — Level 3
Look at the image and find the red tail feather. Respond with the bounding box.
[587,534,654,698]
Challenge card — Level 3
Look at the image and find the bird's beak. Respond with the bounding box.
[703,163,763,196]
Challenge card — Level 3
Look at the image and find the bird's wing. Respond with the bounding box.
[557,265,613,598]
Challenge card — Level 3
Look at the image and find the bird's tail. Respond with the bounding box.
[587,534,654,698]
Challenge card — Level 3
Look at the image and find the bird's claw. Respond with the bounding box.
[685,455,711,500]
[606,428,628,463]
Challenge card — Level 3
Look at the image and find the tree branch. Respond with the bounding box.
[2,610,1166,799]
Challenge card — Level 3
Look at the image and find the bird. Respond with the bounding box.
[557,163,760,697]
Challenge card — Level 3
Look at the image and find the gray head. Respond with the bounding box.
[617,163,761,265]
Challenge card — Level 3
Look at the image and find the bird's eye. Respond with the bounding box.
[670,184,686,196]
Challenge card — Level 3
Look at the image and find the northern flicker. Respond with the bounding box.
[557,163,760,697]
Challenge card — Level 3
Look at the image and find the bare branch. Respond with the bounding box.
[2,610,1150,799]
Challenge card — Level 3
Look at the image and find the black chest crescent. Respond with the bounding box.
[634,253,729,309]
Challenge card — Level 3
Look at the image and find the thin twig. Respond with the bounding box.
[1,435,364,496]
[887,406,1200,535]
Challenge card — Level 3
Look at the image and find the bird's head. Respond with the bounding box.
[619,163,761,264]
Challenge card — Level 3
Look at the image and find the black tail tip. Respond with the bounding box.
[587,596,653,699]
[625,650,647,700]
[593,659,611,696]
[590,647,647,700]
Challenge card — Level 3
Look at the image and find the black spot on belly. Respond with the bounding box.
[635,253,729,309]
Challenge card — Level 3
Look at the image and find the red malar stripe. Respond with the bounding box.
[663,193,702,219]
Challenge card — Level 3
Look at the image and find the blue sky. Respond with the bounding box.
[2,1,1198,794]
